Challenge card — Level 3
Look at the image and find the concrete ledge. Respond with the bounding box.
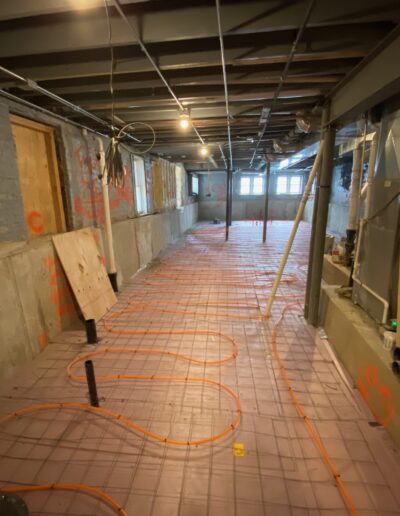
[320,285,400,448]
[322,254,350,285]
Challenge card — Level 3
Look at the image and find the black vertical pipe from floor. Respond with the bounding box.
[304,107,329,319]
[85,360,99,407]
[307,116,336,327]
[262,162,271,243]
[225,165,231,240]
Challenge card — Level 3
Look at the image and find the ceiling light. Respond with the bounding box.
[199,145,210,158]
[179,113,190,130]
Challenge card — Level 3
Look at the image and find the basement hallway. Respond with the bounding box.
[1,222,400,516]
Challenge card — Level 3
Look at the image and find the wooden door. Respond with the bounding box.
[10,114,66,239]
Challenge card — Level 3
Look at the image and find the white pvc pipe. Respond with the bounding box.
[365,131,378,218]
[265,141,324,317]
[97,137,117,275]
[347,146,363,231]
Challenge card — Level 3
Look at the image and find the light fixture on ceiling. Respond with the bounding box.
[178,112,190,130]
[199,145,210,158]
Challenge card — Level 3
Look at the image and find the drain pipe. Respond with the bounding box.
[307,113,336,327]
[262,162,271,243]
[97,137,118,292]
[345,145,363,265]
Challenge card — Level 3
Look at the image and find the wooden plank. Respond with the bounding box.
[10,113,66,239]
[52,228,117,321]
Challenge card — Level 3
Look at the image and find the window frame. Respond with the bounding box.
[132,155,148,215]
[239,175,264,196]
[275,174,303,195]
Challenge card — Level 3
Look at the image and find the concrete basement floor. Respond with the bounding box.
[0,221,400,515]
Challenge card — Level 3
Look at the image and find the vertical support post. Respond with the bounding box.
[85,360,99,407]
[229,169,233,226]
[225,165,231,240]
[304,107,329,319]
[262,162,271,243]
[307,116,336,327]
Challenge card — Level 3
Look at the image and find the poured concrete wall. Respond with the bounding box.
[320,285,400,449]
[198,171,304,221]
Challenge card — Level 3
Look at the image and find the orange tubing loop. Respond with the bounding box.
[0,483,127,515]
[272,302,358,515]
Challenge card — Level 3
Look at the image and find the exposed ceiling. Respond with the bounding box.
[0,0,399,171]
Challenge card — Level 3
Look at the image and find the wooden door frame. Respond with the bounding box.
[10,113,66,235]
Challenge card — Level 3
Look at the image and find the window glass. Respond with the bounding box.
[289,176,302,194]
[276,176,288,194]
[253,177,263,195]
[192,175,199,195]
[240,177,251,195]
[133,156,147,214]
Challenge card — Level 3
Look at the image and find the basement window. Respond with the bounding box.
[240,176,263,195]
[133,156,148,215]
[192,175,199,195]
[276,175,302,195]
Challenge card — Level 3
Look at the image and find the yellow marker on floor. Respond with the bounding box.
[233,443,245,456]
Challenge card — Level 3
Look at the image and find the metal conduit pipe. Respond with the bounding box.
[215,0,233,170]
[0,65,141,143]
[307,114,336,327]
[112,0,218,169]
[249,0,317,167]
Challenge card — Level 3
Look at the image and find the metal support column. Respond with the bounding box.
[262,162,271,243]
[304,107,329,319]
[229,170,234,226]
[225,165,231,240]
[306,116,336,327]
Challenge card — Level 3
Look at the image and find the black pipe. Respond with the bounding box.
[304,108,329,319]
[262,162,271,243]
[85,319,98,344]
[229,170,233,226]
[307,116,336,327]
[225,166,231,240]
[108,272,118,292]
[85,360,99,407]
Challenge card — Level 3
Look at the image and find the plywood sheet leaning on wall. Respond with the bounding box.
[52,228,117,321]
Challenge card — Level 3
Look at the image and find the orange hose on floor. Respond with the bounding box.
[0,483,127,515]
[271,302,358,516]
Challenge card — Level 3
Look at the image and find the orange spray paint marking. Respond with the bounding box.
[27,211,44,234]
[42,256,76,319]
[358,365,396,427]
[39,330,48,349]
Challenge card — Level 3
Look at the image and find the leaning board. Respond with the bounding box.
[52,228,117,321]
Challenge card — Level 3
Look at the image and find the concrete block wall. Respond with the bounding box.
[0,99,198,380]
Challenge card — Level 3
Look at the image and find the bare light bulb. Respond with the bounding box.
[199,145,210,158]
[179,114,190,130]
